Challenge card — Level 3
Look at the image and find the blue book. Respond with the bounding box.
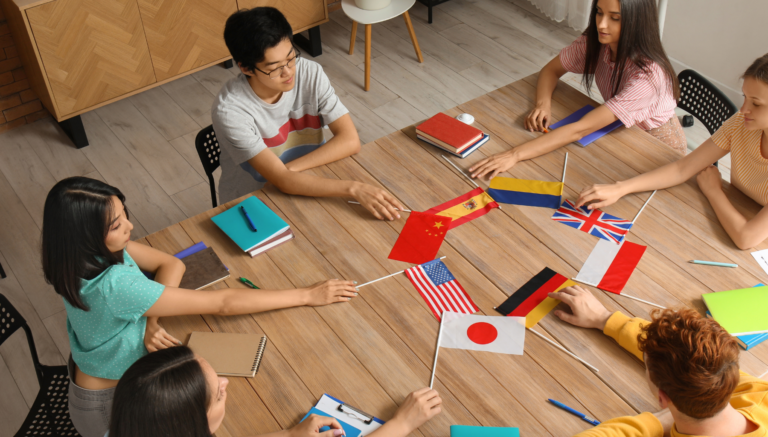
[549,105,624,146]
[211,196,290,252]
[417,133,490,158]
[706,283,767,350]
[451,425,520,437]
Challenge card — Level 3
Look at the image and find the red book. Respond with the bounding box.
[388,212,452,264]
[416,113,483,151]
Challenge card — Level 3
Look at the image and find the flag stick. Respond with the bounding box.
[631,190,656,224]
[759,369,768,379]
[527,328,599,373]
[347,201,412,213]
[441,155,479,188]
[561,152,568,184]
[441,155,502,209]
[356,256,448,288]
[619,293,667,309]
[430,313,445,389]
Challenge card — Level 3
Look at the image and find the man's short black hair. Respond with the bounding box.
[224,7,293,73]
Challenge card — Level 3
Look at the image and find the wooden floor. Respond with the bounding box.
[0,0,722,434]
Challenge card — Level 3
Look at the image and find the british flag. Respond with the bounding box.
[552,200,632,244]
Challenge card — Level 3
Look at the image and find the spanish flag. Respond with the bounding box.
[495,268,575,328]
[425,187,499,229]
[487,177,563,209]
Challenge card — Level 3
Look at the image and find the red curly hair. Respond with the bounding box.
[637,308,740,419]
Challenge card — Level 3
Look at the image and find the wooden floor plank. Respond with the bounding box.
[320,18,385,68]
[80,112,188,235]
[95,99,204,196]
[0,354,28,437]
[373,97,428,130]
[160,75,218,128]
[459,62,516,93]
[23,118,95,182]
[171,181,217,218]
[192,63,237,97]
[129,86,201,141]
[333,84,397,144]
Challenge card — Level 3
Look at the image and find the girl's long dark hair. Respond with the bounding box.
[110,346,212,437]
[42,177,127,310]
[582,0,679,100]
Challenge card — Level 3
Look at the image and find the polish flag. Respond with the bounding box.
[575,239,646,294]
[440,312,525,355]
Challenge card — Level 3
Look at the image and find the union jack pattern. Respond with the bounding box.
[552,200,632,244]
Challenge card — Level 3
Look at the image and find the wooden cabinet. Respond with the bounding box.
[137,0,238,81]
[26,0,157,115]
[0,0,327,146]
[238,0,326,33]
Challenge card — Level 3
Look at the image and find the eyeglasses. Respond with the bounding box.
[254,48,301,79]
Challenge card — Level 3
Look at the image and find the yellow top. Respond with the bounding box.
[573,312,768,437]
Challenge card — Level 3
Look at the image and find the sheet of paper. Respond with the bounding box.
[752,249,768,277]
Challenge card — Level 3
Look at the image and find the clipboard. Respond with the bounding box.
[300,394,385,437]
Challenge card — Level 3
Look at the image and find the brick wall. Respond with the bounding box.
[0,7,49,134]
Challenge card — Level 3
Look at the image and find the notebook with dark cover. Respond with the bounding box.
[178,247,230,290]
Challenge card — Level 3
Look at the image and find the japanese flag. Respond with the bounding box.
[440,311,525,355]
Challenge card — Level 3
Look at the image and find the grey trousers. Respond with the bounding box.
[67,355,115,437]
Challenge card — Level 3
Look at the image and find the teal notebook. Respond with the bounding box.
[703,285,768,336]
[450,425,519,437]
[211,196,290,252]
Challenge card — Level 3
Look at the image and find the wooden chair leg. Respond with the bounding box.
[365,24,371,91]
[349,21,357,55]
[402,11,423,63]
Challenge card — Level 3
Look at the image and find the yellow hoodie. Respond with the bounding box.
[573,312,768,437]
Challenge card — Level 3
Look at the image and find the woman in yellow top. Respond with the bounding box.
[548,285,766,437]
[576,53,768,249]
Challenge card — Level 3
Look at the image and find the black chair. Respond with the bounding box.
[677,69,738,135]
[194,125,222,208]
[0,294,80,437]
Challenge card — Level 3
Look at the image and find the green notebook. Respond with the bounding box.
[703,286,768,336]
[211,196,290,252]
[450,425,519,437]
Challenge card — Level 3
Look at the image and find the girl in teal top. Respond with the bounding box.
[41,177,359,437]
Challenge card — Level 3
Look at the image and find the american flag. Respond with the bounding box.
[405,259,478,321]
[552,200,633,244]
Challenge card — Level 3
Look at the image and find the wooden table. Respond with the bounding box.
[138,74,768,437]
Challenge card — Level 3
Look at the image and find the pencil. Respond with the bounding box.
[688,260,738,268]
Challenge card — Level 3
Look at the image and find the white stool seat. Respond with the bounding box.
[341,0,417,24]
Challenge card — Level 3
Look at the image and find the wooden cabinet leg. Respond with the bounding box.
[59,115,89,148]
[403,11,423,63]
[365,24,371,91]
[349,21,357,55]
[223,59,234,69]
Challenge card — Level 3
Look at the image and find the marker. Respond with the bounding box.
[240,206,257,232]
[547,399,600,426]
[688,260,738,268]
[542,128,549,133]
[239,277,260,289]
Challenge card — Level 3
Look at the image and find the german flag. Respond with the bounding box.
[425,187,499,229]
[495,267,575,328]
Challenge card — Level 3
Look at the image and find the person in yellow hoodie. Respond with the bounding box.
[548,285,767,437]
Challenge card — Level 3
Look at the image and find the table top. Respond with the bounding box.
[140,74,768,437]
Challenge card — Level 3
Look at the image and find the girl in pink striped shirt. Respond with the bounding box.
[471,0,682,180]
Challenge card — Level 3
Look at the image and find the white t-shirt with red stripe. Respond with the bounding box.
[559,35,676,131]
[212,58,348,203]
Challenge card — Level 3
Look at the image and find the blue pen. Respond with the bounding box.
[547,399,600,426]
[240,206,258,232]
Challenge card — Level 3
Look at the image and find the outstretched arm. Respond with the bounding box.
[525,55,569,132]
[576,139,728,210]
[285,114,360,172]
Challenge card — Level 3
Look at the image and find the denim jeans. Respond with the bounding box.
[67,355,115,437]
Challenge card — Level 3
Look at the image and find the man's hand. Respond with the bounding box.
[303,280,358,306]
[349,182,405,221]
[144,317,181,352]
[547,286,613,330]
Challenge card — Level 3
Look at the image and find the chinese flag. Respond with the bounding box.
[388,212,452,264]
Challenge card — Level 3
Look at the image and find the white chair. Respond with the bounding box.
[342,0,424,91]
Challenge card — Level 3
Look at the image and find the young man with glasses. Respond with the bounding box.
[213,7,404,220]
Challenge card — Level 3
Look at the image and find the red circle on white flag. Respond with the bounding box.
[466,322,498,345]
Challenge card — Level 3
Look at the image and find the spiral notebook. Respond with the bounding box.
[187,332,267,377]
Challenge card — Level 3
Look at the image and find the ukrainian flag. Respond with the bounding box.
[487,177,563,209]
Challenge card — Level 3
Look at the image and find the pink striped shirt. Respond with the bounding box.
[559,35,676,130]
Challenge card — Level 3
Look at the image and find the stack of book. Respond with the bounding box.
[211,196,294,257]
[704,283,768,350]
[416,113,489,158]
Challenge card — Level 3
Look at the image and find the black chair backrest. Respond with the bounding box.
[194,125,221,177]
[677,69,738,135]
[0,294,44,384]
